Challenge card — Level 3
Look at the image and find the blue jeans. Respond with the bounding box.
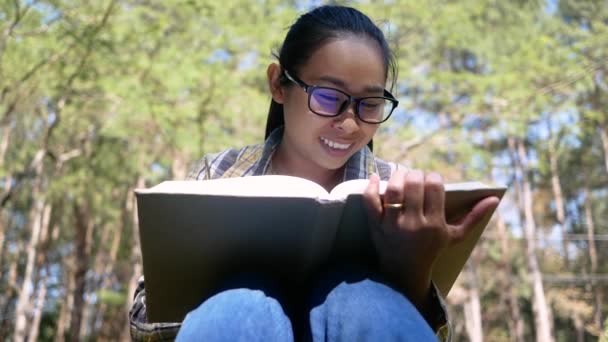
[176,274,438,341]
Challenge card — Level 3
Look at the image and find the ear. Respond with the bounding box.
[267,63,285,104]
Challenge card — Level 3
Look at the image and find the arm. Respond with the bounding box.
[128,277,182,341]
[186,154,213,180]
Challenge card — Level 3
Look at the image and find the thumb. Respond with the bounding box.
[448,196,500,243]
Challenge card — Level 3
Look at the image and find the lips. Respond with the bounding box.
[320,137,353,150]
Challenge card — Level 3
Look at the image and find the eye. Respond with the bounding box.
[317,93,340,103]
[360,98,384,109]
[313,89,344,104]
[361,102,380,109]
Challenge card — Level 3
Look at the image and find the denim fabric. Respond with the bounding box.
[308,278,437,341]
[176,288,294,342]
[175,274,437,342]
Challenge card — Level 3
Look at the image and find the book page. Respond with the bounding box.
[329,179,500,201]
[444,181,496,191]
[328,179,388,200]
[138,175,330,199]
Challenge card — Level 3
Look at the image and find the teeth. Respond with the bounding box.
[321,137,352,150]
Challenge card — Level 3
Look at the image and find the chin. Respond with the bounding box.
[318,158,350,171]
[312,145,359,171]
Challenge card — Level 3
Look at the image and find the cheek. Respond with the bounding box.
[283,88,308,112]
[283,97,327,132]
[283,108,317,146]
[282,92,309,124]
[283,104,306,131]
[362,125,378,142]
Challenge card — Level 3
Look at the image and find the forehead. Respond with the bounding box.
[298,37,387,92]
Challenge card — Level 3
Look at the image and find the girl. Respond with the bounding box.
[129,5,499,341]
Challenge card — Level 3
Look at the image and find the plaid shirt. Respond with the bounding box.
[129,128,451,341]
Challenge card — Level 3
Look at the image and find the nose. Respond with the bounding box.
[333,103,360,133]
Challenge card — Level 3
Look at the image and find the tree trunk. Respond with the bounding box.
[69,201,92,342]
[122,176,145,340]
[54,258,75,342]
[0,123,11,168]
[0,216,4,269]
[547,132,569,265]
[26,270,48,342]
[574,314,585,342]
[599,125,608,174]
[172,154,188,180]
[0,225,4,271]
[13,149,46,342]
[496,214,525,342]
[463,263,483,342]
[78,296,93,341]
[26,203,52,342]
[583,187,603,331]
[95,219,124,339]
[0,201,11,271]
[511,137,555,342]
[0,248,19,340]
[79,221,113,340]
[0,170,14,267]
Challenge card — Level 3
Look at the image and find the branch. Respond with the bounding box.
[42,0,117,150]
[18,15,63,37]
[0,99,17,124]
[402,131,440,151]
[391,129,443,161]
[0,148,46,209]
[61,0,117,92]
[55,149,82,171]
[3,39,76,112]
[0,0,39,78]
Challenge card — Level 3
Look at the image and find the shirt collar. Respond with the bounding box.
[251,126,283,175]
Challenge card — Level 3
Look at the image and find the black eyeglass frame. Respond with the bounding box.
[283,70,399,124]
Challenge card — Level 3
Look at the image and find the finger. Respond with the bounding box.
[402,169,424,215]
[383,169,407,223]
[363,173,383,220]
[448,196,500,243]
[423,172,445,219]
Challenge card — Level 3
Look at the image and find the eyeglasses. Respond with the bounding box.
[283,70,398,124]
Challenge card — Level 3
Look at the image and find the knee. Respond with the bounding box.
[177,289,293,341]
[188,289,274,316]
[321,279,421,320]
[310,279,437,341]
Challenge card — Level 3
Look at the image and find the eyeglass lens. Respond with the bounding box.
[309,87,391,123]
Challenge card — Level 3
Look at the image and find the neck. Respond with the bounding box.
[272,144,343,192]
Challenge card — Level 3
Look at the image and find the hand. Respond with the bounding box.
[363,169,499,309]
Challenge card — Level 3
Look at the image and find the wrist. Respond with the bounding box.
[399,278,441,331]
[380,265,432,309]
[398,275,432,309]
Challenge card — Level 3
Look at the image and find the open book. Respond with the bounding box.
[135,175,506,323]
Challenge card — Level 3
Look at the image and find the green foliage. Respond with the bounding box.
[97,289,126,306]
[0,0,606,340]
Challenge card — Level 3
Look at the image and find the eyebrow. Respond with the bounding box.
[317,75,385,94]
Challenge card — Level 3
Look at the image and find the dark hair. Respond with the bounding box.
[264,5,398,150]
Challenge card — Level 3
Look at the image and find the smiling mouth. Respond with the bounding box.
[320,137,352,150]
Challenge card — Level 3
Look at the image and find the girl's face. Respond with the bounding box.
[270,36,386,174]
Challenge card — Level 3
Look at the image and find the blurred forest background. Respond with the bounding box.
[0,0,607,341]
